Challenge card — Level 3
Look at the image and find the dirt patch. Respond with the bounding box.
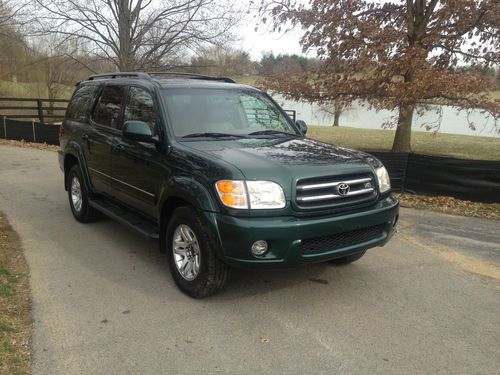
[0,139,58,152]
[0,212,32,375]
[397,193,500,221]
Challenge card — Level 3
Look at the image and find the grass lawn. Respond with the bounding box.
[0,212,31,375]
[0,81,73,99]
[308,126,500,161]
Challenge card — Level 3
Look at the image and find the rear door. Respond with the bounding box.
[111,85,165,217]
[86,84,126,196]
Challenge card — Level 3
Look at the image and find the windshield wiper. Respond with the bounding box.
[247,130,300,137]
[182,132,247,139]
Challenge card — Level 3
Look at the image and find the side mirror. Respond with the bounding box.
[296,120,307,135]
[123,120,154,143]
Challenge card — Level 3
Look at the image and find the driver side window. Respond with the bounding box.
[124,87,156,132]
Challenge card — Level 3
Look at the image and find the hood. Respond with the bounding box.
[182,137,378,188]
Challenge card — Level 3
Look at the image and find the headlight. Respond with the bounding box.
[246,181,286,209]
[376,166,391,193]
[215,180,286,209]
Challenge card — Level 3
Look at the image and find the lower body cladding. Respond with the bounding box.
[204,196,399,268]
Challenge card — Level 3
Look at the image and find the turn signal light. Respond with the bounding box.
[215,180,248,209]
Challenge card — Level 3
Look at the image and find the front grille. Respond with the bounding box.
[301,224,386,253]
[295,173,377,209]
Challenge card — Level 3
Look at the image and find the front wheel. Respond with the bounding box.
[166,206,229,298]
[328,250,367,265]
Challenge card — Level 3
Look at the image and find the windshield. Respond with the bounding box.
[162,88,298,138]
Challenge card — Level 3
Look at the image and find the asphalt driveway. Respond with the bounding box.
[0,144,499,374]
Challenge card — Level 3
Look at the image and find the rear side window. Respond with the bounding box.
[65,85,97,122]
[92,85,126,128]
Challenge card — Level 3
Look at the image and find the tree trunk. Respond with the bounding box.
[332,99,341,126]
[118,0,134,71]
[391,103,414,153]
[333,111,340,127]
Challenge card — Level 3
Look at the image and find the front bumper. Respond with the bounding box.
[207,196,399,268]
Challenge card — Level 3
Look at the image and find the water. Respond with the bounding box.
[274,96,499,138]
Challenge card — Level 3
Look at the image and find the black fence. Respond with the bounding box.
[0,97,69,125]
[371,152,500,203]
[0,118,60,144]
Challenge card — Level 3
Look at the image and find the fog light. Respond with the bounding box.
[251,240,268,256]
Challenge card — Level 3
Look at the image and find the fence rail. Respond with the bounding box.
[0,97,70,125]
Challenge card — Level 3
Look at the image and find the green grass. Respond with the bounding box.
[0,81,73,99]
[0,319,15,334]
[0,266,19,298]
[308,126,500,160]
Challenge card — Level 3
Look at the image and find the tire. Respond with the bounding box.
[166,206,229,298]
[328,250,367,265]
[67,164,99,223]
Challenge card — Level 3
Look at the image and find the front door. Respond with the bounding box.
[111,86,165,218]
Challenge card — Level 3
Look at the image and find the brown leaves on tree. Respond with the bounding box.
[261,0,500,152]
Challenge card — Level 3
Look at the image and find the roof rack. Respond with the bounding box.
[87,71,235,83]
[88,72,151,80]
[146,72,235,83]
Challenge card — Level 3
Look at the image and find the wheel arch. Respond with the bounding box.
[158,176,219,253]
[62,142,92,192]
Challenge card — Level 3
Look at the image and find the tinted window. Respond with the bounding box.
[124,87,156,131]
[92,85,125,128]
[163,88,295,137]
[66,85,97,122]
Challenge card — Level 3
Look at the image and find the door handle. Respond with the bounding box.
[113,144,125,151]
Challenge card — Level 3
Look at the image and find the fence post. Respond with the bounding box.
[3,116,6,139]
[37,99,45,126]
[32,120,36,143]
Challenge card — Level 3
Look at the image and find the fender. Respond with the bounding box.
[161,175,219,212]
[64,141,94,193]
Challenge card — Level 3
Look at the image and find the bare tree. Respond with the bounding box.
[190,45,256,76]
[0,0,27,30]
[262,0,500,152]
[32,0,242,71]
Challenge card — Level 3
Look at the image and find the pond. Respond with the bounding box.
[274,96,499,138]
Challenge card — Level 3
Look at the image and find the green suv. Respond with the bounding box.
[59,72,399,298]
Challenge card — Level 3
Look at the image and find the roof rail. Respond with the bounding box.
[87,71,235,83]
[146,72,235,83]
[88,72,150,80]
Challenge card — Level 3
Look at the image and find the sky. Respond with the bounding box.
[237,16,306,60]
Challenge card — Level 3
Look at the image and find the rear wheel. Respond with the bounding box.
[328,250,367,265]
[67,165,99,223]
[166,206,229,298]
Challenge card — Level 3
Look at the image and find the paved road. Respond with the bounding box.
[0,144,499,375]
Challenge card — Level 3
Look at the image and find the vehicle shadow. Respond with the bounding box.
[62,210,369,303]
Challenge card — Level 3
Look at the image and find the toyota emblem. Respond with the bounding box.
[337,183,350,196]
